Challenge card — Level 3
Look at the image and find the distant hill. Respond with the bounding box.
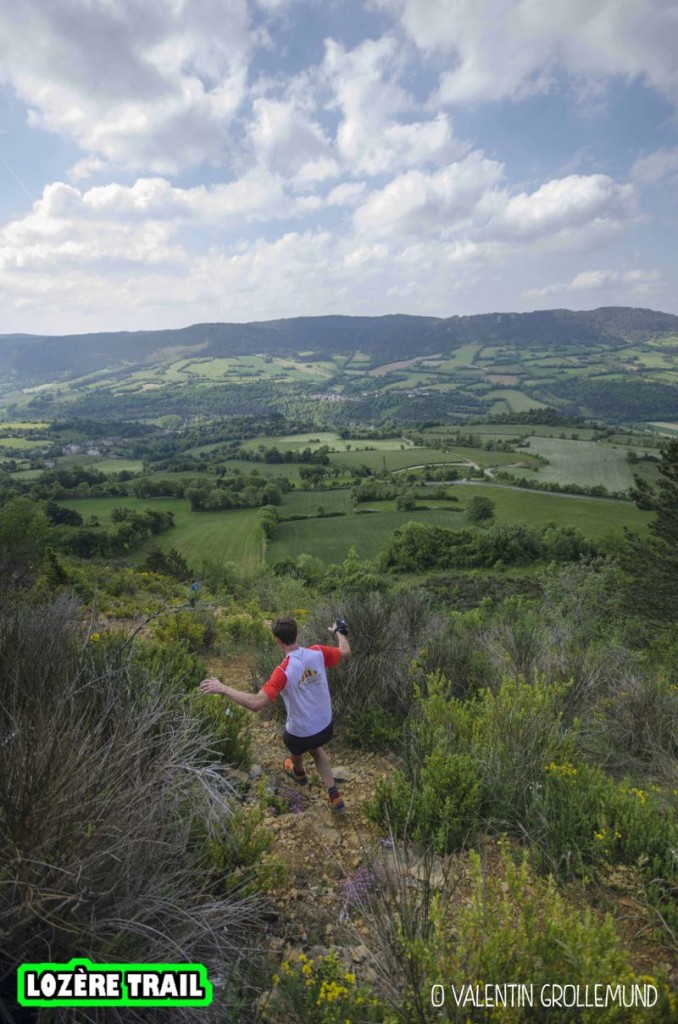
[1,306,677,383]
[1,307,677,425]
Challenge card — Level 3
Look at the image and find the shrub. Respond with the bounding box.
[188,691,252,768]
[351,839,675,1023]
[466,495,495,523]
[482,595,547,684]
[261,949,387,1024]
[582,672,678,782]
[370,751,482,855]
[372,674,567,843]
[0,595,269,1023]
[344,707,404,751]
[128,635,206,690]
[197,803,286,897]
[222,610,269,644]
[527,762,678,914]
[301,591,447,739]
[152,608,215,652]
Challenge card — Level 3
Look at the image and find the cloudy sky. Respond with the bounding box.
[0,0,676,335]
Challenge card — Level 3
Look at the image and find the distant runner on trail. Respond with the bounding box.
[198,616,351,813]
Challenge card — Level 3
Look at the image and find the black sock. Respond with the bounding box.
[328,785,339,799]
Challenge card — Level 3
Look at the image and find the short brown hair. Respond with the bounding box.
[271,616,298,645]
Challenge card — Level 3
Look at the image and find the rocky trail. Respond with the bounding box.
[207,653,399,946]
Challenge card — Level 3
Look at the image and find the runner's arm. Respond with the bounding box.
[199,677,271,711]
[328,623,351,658]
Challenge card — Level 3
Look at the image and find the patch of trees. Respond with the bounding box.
[1,465,133,504]
[494,471,630,501]
[144,545,191,580]
[352,479,398,503]
[53,506,175,558]
[378,519,596,573]
[185,473,287,511]
[235,444,331,465]
[258,504,279,541]
[473,407,593,428]
[550,378,678,422]
[48,417,161,438]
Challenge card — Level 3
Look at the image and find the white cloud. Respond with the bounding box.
[376,0,678,106]
[354,163,637,251]
[0,0,253,173]
[323,34,465,175]
[248,96,339,182]
[0,173,327,272]
[353,151,503,238]
[68,157,108,183]
[0,226,489,332]
[326,182,368,207]
[631,146,678,184]
[486,174,637,244]
[525,267,664,299]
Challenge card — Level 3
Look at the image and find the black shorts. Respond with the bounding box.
[283,719,334,756]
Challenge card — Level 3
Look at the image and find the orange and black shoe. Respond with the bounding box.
[283,757,308,786]
[329,791,346,813]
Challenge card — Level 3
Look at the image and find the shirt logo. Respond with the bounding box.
[298,667,320,688]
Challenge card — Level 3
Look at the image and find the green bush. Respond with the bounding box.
[348,839,674,1024]
[370,751,482,854]
[130,636,207,690]
[383,673,567,837]
[583,673,678,781]
[528,761,678,921]
[344,707,404,751]
[152,608,214,652]
[188,691,252,768]
[262,949,387,1024]
[198,803,286,897]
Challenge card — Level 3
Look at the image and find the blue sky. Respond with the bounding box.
[0,0,676,335]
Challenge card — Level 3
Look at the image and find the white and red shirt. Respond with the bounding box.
[261,645,341,737]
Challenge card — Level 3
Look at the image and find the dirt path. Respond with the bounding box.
[207,653,397,944]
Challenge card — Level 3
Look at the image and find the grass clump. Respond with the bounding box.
[0,593,268,1023]
[301,590,453,748]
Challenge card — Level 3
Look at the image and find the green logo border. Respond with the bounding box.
[17,958,213,1007]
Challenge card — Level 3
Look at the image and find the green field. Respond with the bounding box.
[238,431,413,453]
[0,436,45,450]
[483,389,547,414]
[648,421,678,436]
[61,497,264,574]
[267,485,650,564]
[453,484,649,537]
[0,421,50,430]
[267,509,467,564]
[280,489,353,515]
[426,423,598,441]
[328,447,482,472]
[503,437,654,491]
[55,455,145,474]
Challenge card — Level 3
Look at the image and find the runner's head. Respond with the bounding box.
[271,616,298,646]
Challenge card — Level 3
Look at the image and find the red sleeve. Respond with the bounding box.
[261,664,288,702]
[310,644,342,668]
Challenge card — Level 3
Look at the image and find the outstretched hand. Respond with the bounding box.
[199,677,227,695]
